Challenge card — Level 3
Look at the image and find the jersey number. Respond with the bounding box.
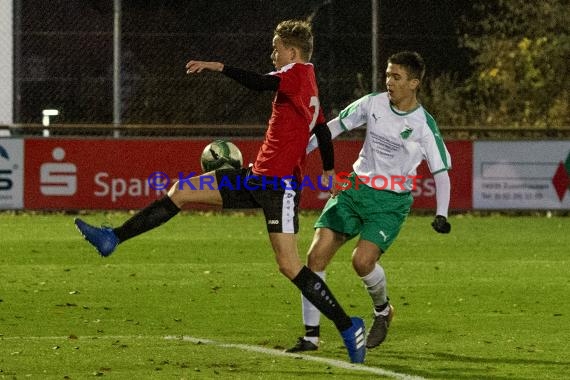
[309,96,320,131]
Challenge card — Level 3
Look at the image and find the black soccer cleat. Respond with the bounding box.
[366,304,394,348]
[285,337,318,353]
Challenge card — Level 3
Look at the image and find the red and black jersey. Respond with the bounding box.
[252,63,325,180]
[222,63,327,179]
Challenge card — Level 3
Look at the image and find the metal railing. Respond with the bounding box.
[2,124,570,141]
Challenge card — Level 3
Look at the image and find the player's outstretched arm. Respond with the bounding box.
[186,60,224,73]
[432,170,451,234]
[186,61,279,91]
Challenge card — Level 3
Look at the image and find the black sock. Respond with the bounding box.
[292,266,352,332]
[374,300,390,313]
[304,325,320,337]
[113,196,180,243]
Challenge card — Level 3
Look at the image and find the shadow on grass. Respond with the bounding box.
[379,350,570,380]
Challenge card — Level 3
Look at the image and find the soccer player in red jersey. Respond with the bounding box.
[75,20,366,363]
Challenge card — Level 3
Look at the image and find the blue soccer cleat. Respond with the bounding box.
[74,218,119,257]
[340,317,366,363]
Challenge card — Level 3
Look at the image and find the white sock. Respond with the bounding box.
[301,271,325,328]
[361,264,388,314]
[304,336,319,345]
[376,303,391,317]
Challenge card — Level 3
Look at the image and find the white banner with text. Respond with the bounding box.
[473,141,570,209]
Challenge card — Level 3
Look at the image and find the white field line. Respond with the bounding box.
[2,334,426,380]
[168,335,426,380]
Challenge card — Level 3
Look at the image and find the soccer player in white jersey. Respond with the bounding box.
[287,51,452,353]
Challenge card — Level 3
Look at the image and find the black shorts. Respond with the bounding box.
[215,168,300,233]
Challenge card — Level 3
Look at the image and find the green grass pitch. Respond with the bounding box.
[1,211,569,379]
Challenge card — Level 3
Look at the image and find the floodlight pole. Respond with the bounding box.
[113,0,122,137]
[371,0,379,92]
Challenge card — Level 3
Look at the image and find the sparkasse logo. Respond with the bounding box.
[40,147,77,196]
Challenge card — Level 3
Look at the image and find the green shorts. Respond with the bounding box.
[315,173,413,252]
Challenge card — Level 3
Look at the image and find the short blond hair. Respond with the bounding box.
[274,20,314,62]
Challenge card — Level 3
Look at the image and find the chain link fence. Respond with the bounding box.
[14,0,472,127]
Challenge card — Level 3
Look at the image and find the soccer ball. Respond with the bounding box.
[200,139,243,172]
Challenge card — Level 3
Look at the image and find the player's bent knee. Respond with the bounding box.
[351,252,377,276]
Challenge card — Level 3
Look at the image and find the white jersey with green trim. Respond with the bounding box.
[308,92,451,193]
